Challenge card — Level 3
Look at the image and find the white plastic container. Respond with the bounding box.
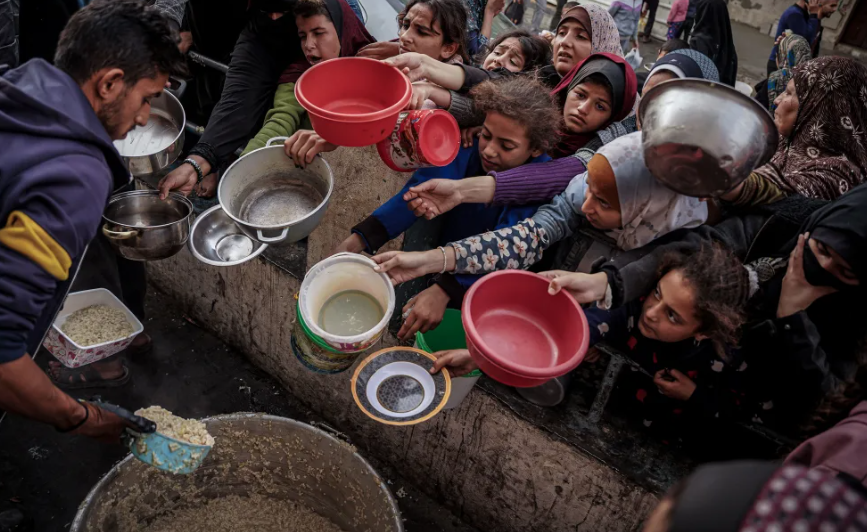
[299,253,396,353]
[442,372,481,410]
[42,288,143,368]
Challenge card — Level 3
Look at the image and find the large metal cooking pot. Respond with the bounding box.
[640,78,778,197]
[102,190,193,261]
[70,413,404,532]
[113,90,185,178]
[218,137,333,244]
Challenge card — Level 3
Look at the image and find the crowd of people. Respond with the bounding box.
[2,0,867,529]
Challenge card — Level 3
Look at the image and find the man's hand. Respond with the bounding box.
[398,285,450,340]
[430,349,479,378]
[284,130,337,168]
[372,249,448,285]
[404,179,465,219]
[334,233,367,255]
[69,402,131,444]
[807,0,821,15]
[158,156,210,199]
[485,0,506,16]
[653,369,696,401]
[777,233,837,318]
[357,41,401,60]
[538,270,609,304]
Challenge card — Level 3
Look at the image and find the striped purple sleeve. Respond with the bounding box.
[490,157,587,206]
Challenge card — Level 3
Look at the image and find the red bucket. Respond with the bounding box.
[462,270,589,388]
[376,110,460,172]
[295,57,412,147]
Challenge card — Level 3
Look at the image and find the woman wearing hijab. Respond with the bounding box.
[725,57,867,206]
[406,50,719,216]
[688,0,738,86]
[756,33,812,112]
[643,462,867,532]
[538,4,623,88]
[371,132,708,279]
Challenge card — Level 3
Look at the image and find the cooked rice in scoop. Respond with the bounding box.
[135,406,215,446]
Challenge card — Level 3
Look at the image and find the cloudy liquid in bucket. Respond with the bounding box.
[318,290,384,336]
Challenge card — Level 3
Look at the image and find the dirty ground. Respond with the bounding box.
[0,290,478,532]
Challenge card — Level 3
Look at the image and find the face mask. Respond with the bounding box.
[801,240,853,292]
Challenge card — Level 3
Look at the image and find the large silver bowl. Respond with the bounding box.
[102,190,193,261]
[640,78,778,197]
[188,204,268,266]
[70,413,404,532]
[218,137,334,244]
[113,90,186,178]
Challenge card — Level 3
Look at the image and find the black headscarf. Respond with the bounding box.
[667,462,867,532]
[688,0,738,86]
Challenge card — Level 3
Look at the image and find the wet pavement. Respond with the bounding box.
[0,290,477,532]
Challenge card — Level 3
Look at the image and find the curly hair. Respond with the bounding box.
[469,76,562,153]
[657,242,751,357]
[399,0,470,63]
[480,29,552,72]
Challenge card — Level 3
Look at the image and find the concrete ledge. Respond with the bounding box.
[146,145,660,531]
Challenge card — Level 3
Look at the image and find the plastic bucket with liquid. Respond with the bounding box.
[414,309,481,410]
[299,253,396,354]
[292,304,363,373]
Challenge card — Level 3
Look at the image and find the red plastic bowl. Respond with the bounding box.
[462,270,589,388]
[295,57,412,147]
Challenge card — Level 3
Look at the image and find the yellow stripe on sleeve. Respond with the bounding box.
[0,211,73,280]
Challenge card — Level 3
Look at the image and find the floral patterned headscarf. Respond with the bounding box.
[766,34,812,112]
[754,56,867,201]
[558,3,624,57]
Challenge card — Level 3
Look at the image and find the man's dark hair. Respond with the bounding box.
[294,0,332,21]
[399,0,470,63]
[55,0,189,85]
[660,38,689,54]
[482,29,552,72]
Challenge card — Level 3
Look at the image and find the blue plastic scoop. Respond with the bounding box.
[94,401,212,475]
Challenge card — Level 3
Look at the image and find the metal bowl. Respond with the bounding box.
[639,78,778,197]
[112,90,185,178]
[102,190,193,261]
[189,205,268,266]
[218,137,334,244]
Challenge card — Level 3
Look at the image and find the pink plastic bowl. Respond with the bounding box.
[462,270,589,388]
[295,57,412,147]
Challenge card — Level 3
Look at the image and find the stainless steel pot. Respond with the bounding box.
[112,90,186,178]
[102,190,193,261]
[218,137,334,244]
[70,413,404,532]
[640,78,778,197]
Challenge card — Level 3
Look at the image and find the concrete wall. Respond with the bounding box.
[146,145,660,531]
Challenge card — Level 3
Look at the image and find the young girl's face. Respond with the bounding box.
[553,19,592,76]
[478,111,543,173]
[581,170,621,230]
[483,38,527,73]
[563,80,613,134]
[638,270,705,343]
[296,14,341,65]
[399,4,457,61]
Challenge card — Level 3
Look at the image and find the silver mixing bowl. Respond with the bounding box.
[640,78,778,197]
[102,190,193,261]
[189,205,268,266]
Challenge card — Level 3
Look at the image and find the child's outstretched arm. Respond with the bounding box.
[242,83,308,156]
[385,53,466,90]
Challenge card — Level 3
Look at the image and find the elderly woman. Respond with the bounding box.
[724,56,867,206]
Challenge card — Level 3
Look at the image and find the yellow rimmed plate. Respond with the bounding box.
[350,347,451,426]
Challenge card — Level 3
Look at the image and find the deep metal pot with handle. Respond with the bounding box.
[217,137,334,244]
[102,190,193,261]
[112,89,186,178]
